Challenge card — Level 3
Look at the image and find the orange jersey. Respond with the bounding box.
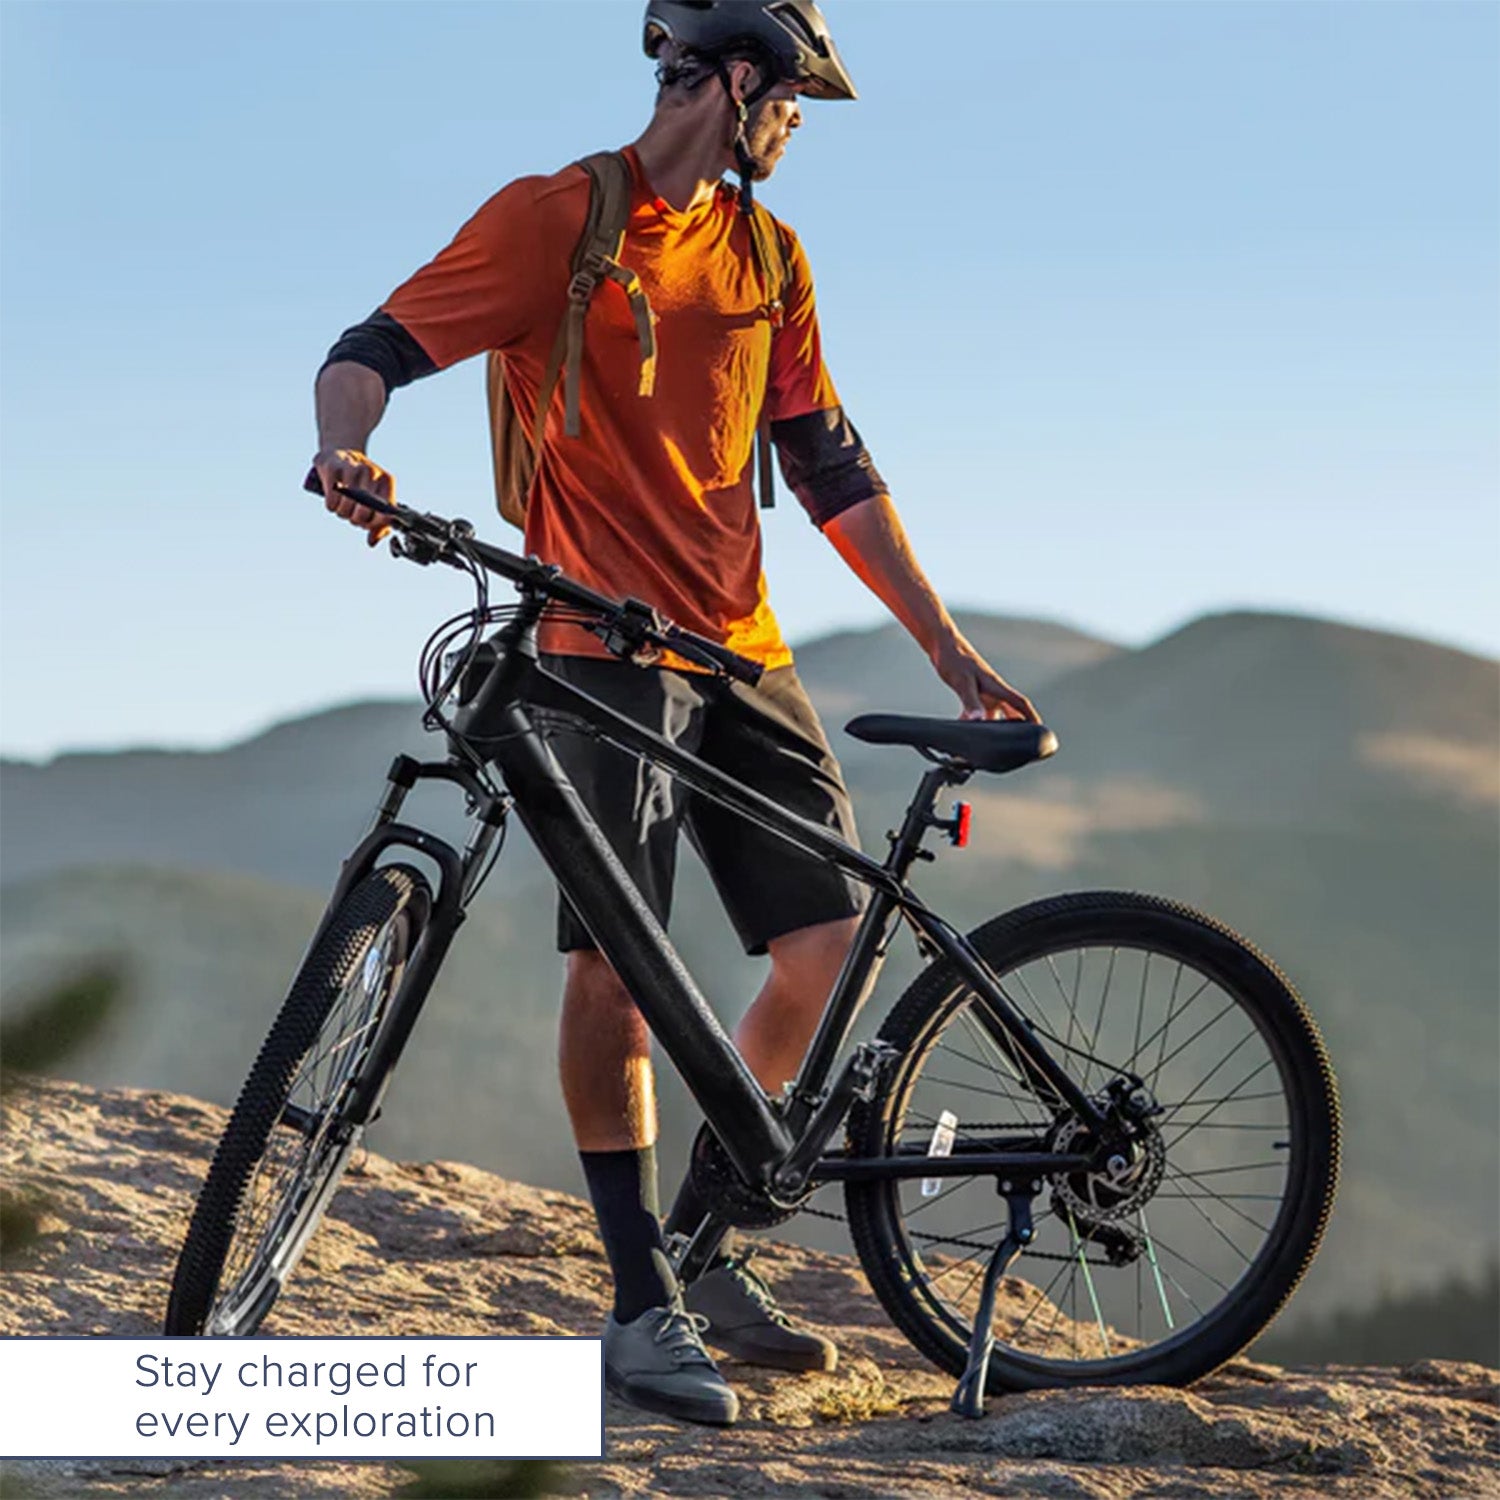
[382,148,840,667]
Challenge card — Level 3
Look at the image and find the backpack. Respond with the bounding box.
[484,150,792,530]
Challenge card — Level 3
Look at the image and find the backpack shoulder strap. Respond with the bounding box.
[744,202,794,510]
[536,151,657,443]
[488,153,659,530]
[745,202,793,321]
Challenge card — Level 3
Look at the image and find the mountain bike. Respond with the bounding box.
[164,489,1340,1415]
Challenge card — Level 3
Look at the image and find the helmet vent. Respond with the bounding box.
[768,2,826,56]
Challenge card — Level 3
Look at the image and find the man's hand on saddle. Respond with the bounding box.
[310,448,397,547]
[932,634,1041,724]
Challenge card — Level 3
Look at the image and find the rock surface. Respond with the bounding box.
[2,1079,1496,1499]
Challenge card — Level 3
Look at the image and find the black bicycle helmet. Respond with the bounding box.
[643,0,857,102]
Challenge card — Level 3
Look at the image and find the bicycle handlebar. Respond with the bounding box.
[303,474,765,687]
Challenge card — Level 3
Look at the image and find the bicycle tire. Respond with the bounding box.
[845,891,1339,1390]
[164,863,431,1336]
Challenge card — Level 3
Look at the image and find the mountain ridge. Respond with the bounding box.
[4,605,1491,771]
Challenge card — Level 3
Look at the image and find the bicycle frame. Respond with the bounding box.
[330,594,1108,1206]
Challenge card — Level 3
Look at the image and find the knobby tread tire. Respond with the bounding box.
[164,864,429,1336]
[844,890,1340,1391]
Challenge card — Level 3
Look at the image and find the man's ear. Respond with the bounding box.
[725,57,763,104]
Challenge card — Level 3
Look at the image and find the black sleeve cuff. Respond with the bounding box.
[319,310,438,393]
[770,406,887,528]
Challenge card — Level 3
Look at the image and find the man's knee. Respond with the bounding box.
[766,915,861,981]
[564,950,646,1029]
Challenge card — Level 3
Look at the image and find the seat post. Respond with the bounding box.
[885,763,969,882]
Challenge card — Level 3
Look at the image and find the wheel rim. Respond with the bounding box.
[880,936,1309,1377]
[206,909,411,1333]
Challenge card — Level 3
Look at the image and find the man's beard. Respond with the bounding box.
[736,99,787,182]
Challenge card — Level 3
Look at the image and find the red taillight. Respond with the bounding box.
[954,801,972,848]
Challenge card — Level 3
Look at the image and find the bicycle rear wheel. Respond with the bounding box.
[164,863,431,1336]
[845,892,1339,1390]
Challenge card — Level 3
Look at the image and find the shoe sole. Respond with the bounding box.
[604,1368,740,1427]
[701,1329,838,1374]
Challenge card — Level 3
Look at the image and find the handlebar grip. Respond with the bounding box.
[713,648,764,688]
[302,469,403,520]
[666,629,764,688]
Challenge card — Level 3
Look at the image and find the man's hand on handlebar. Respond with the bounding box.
[310,449,397,547]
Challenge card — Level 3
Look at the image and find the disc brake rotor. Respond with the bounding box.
[1046,1112,1167,1226]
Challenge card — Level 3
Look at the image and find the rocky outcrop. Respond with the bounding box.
[2,1079,1495,1499]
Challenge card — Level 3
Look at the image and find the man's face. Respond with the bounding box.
[741,81,804,181]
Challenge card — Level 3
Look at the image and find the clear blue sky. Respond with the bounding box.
[2,1,1495,760]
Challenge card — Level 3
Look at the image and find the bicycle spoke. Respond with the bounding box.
[1121,950,1149,1097]
[1167,1181,1257,1266]
[1155,1088,1284,1114]
[1091,947,1119,1093]
[1162,1057,1278,1152]
[917,1072,1038,1104]
[1143,1229,1232,1298]
[1043,952,1092,1084]
[1160,1159,1285,1177]
[1121,971,1213,1078]
[1158,1172,1278,1233]
[918,1218,1009,1266]
[1010,1257,1073,1344]
[1064,1209,1112,1357]
[1148,995,1240,1085]
[955,1011,1032,1094]
[902,1173,984,1219]
[920,1045,1046,1114]
[1138,1206,1175,1331]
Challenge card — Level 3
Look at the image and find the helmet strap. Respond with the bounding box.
[714,59,771,216]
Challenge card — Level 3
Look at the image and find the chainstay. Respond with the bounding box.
[803,1198,1113,1266]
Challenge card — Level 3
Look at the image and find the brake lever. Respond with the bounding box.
[391,533,442,566]
[594,598,665,668]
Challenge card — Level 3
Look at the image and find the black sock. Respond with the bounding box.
[663,1171,738,1265]
[579,1147,677,1324]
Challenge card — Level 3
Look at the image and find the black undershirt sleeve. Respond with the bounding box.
[770,405,889,528]
[319,310,438,393]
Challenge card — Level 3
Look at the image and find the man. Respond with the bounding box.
[311,0,1038,1427]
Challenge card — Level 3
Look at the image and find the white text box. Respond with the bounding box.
[0,1338,604,1459]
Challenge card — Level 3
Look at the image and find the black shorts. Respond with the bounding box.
[542,656,866,956]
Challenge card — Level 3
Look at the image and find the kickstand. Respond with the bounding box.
[950,1183,1036,1418]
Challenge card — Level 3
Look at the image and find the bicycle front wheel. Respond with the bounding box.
[165,863,431,1336]
[845,892,1339,1390]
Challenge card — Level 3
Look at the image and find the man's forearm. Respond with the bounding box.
[315,361,389,455]
[822,494,1040,722]
[821,494,960,659]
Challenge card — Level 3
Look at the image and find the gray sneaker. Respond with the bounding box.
[603,1301,740,1426]
[684,1252,838,1373]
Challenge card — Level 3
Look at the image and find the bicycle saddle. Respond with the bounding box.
[843,715,1058,774]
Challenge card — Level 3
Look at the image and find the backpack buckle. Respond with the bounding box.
[767,299,785,330]
[568,254,610,304]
